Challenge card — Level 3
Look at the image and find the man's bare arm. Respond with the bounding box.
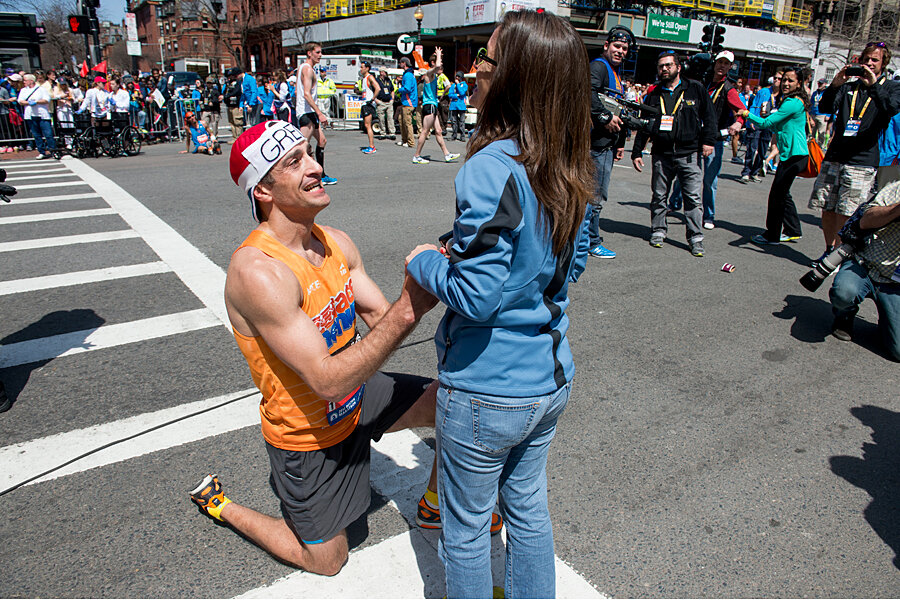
[322,226,390,328]
[226,249,435,403]
[860,202,900,230]
[302,65,326,122]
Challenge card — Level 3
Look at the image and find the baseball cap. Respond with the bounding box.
[818,77,827,84]
[206,75,216,83]
[226,67,241,77]
[714,50,735,63]
[230,120,307,222]
[94,75,106,83]
[8,73,22,82]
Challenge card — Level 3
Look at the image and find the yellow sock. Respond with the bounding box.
[207,496,232,521]
[423,489,439,509]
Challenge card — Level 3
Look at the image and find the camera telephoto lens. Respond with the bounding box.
[799,244,854,292]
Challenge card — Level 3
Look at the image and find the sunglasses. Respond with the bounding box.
[475,47,497,67]
[866,41,887,49]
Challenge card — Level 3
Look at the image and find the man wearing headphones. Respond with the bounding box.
[587,26,633,260]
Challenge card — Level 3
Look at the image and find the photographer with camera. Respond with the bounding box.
[808,41,900,267]
[826,181,900,360]
[632,51,717,257]
[587,26,634,259]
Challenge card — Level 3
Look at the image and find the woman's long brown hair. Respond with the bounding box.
[467,10,592,256]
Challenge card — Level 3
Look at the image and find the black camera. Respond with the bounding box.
[799,244,855,291]
[846,65,866,77]
[799,207,869,291]
[598,88,659,134]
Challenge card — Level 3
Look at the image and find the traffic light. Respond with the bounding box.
[68,14,91,34]
[712,25,726,55]
[700,23,714,52]
[700,23,726,55]
[35,23,47,43]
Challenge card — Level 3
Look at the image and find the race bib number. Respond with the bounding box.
[197,134,209,144]
[326,384,364,426]
[659,115,674,132]
[844,119,861,137]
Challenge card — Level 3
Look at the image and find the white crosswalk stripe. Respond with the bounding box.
[0,156,602,598]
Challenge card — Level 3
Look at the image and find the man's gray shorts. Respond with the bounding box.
[808,161,877,216]
[266,371,431,544]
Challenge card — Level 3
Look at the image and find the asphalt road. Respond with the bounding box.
[0,129,897,598]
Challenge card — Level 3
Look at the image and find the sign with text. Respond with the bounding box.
[127,40,142,56]
[464,0,491,25]
[646,13,691,42]
[495,0,536,20]
[344,94,364,120]
[125,12,137,41]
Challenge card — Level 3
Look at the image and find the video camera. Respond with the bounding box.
[598,88,659,134]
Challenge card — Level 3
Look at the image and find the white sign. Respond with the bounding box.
[464,0,491,25]
[496,0,535,20]
[127,40,142,56]
[397,34,415,54]
[125,12,137,41]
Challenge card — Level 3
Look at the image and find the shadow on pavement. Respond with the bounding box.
[830,405,900,570]
[0,309,105,413]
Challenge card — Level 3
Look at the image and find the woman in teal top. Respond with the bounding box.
[741,65,809,245]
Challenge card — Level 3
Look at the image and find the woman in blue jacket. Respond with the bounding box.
[406,10,591,598]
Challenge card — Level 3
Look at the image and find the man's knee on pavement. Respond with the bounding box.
[294,531,348,576]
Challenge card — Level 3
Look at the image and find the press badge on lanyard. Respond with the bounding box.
[659,91,683,133]
[844,88,871,137]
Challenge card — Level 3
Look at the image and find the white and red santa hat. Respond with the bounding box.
[229,120,307,222]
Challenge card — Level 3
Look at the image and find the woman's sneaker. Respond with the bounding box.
[412,156,430,164]
[415,493,504,535]
[362,146,376,154]
[444,153,460,162]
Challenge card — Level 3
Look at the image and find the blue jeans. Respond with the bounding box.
[830,260,900,361]
[741,129,771,177]
[669,140,723,223]
[29,116,56,155]
[436,382,571,599]
[588,147,614,248]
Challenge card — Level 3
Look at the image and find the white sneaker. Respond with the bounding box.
[703,222,715,230]
[445,153,460,162]
[35,153,47,160]
[412,156,430,164]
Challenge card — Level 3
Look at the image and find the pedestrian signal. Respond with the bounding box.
[68,15,90,34]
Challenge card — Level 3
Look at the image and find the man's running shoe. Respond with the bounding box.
[412,156,430,164]
[321,175,338,185]
[415,494,503,535]
[362,146,376,154]
[740,175,752,184]
[690,240,704,257]
[588,244,616,259]
[189,474,231,522]
[780,234,801,243]
[445,153,460,162]
[649,233,665,248]
[731,157,743,164]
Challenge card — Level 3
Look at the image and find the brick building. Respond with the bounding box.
[130,0,240,76]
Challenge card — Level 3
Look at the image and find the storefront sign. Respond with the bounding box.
[495,0,536,20]
[646,13,691,42]
[464,0,491,25]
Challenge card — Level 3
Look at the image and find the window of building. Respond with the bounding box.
[202,19,208,27]
[193,37,198,48]
[165,22,169,31]
[174,41,178,50]
[167,42,171,51]
[171,21,176,31]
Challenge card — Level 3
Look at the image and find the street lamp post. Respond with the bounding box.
[414,5,424,43]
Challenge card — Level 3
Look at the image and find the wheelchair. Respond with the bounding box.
[67,112,142,158]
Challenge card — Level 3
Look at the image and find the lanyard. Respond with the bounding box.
[612,69,622,94]
[660,91,684,116]
[711,82,726,104]
[849,77,886,120]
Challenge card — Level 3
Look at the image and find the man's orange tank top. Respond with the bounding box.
[232,227,362,452]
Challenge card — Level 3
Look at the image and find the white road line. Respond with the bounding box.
[0,229,139,253]
[5,172,78,182]
[4,167,71,175]
[0,308,220,369]
[238,529,602,599]
[0,394,602,598]
[0,261,172,296]
[0,159,56,167]
[9,192,102,205]
[0,388,260,490]
[66,159,230,328]
[0,208,116,225]
[13,180,92,190]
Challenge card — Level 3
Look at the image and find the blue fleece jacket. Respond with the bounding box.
[407,139,588,396]
[400,68,417,107]
[241,73,258,107]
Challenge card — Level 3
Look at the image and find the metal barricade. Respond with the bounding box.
[0,108,33,148]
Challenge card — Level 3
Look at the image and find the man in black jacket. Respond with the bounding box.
[808,41,900,265]
[632,51,716,257]
[587,27,632,260]
[200,75,223,137]
[223,67,244,139]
